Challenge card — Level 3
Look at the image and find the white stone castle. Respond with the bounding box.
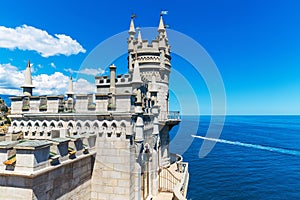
[0,15,189,200]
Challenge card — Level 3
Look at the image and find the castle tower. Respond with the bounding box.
[21,60,35,96]
[127,14,171,121]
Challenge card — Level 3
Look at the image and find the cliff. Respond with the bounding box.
[0,97,10,134]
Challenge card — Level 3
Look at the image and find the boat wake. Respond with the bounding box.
[192,135,300,156]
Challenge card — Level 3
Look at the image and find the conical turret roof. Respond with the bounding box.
[131,56,142,85]
[137,27,142,44]
[129,18,136,35]
[158,15,165,32]
[21,60,35,88]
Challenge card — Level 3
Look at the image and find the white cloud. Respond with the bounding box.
[33,72,69,95]
[0,63,24,95]
[0,25,86,57]
[0,63,95,96]
[50,62,56,68]
[64,67,105,76]
[74,78,95,94]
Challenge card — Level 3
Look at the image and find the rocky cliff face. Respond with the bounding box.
[0,98,10,134]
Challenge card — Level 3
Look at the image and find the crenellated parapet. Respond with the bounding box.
[0,137,95,174]
[95,74,132,87]
[10,95,65,114]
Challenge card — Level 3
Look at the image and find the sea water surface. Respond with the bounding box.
[169,116,300,200]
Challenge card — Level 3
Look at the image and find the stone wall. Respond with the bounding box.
[0,154,93,200]
[91,132,136,200]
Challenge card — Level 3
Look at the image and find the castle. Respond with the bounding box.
[0,15,189,200]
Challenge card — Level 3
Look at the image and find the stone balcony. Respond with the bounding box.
[159,111,181,128]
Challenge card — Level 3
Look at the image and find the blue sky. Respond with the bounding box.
[0,0,300,115]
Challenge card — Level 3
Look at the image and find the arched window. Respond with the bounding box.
[50,122,55,129]
[84,123,90,133]
[93,123,99,134]
[58,122,63,128]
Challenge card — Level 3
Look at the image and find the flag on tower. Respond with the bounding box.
[161,10,168,15]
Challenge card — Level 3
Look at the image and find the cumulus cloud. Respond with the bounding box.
[32,72,69,95]
[0,63,24,95]
[74,78,95,94]
[0,25,86,57]
[64,67,105,76]
[0,63,95,96]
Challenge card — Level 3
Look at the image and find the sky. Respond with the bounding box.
[0,0,300,115]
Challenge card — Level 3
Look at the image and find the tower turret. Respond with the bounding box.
[65,75,75,112]
[109,64,116,109]
[131,56,143,87]
[66,75,74,98]
[158,15,168,51]
[137,27,143,47]
[126,14,171,121]
[21,60,35,96]
[128,16,136,72]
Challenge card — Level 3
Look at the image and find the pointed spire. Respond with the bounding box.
[21,60,34,96]
[66,75,74,95]
[137,27,142,44]
[131,54,142,85]
[22,60,34,87]
[158,15,165,32]
[129,17,136,36]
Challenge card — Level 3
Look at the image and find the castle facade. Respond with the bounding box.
[0,15,189,200]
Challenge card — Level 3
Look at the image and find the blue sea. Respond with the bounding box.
[170,116,300,200]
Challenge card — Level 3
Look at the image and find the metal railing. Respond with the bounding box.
[159,167,181,193]
[159,111,181,121]
[167,111,181,120]
[173,162,189,200]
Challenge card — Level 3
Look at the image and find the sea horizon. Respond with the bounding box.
[170,115,300,199]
